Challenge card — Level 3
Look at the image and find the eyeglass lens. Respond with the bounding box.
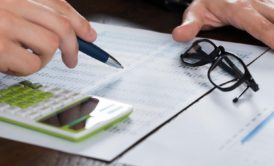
[209,53,245,89]
[183,41,216,65]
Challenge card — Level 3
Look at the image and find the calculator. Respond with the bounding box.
[0,80,133,142]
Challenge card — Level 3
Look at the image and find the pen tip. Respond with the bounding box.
[106,56,124,69]
[115,63,124,69]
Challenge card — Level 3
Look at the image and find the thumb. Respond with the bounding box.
[172,8,204,42]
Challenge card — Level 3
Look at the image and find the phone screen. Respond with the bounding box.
[39,97,100,131]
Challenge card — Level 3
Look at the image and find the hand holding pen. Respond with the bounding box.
[0,0,124,76]
[0,0,98,76]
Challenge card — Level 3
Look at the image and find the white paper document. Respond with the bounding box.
[120,50,274,166]
[0,22,268,161]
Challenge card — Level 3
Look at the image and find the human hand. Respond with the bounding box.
[172,0,274,49]
[0,0,96,76]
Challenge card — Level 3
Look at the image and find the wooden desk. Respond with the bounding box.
[0,1,265,165]
[69,0,264,46]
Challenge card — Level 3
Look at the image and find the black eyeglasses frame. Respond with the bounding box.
[180,39,259,102]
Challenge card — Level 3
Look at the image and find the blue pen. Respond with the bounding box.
[77,38,123,69]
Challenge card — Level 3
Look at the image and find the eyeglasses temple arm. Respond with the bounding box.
[233,86,250,103]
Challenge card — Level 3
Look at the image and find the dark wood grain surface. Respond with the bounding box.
[0,1,265,166]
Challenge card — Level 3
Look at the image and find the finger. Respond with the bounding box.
[0,10,58,69]
[4,0,78,68]
[172,5,205,42]
[252,0,274,23]
[33,0,97,41]
[230,7,274,49]
[0,39,41,76]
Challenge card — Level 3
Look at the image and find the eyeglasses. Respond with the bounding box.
[180,39,259,103]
